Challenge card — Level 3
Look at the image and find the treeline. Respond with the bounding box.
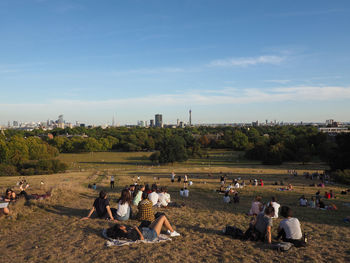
[0,135,67,176]
[2,126,350,173]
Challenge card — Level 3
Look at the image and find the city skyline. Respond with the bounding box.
[1,0,350,124]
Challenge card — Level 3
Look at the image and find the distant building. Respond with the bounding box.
[252,120,259,127]
[138,120,145,127]
[150,119,155,127]
[155,114,163,127]
[319,127,349,134]
[189,109,192,126]
[326,119,334,126]
[58,114,64,124]
[13,121,19,127]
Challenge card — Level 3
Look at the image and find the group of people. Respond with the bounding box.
[82,185,181,241]
[246,196,305,247]
[299,190,338,210]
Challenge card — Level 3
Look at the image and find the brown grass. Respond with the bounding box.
[1,152,350,263]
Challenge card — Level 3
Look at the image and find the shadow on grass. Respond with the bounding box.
[44,205,87,218]
[181,224,221,236]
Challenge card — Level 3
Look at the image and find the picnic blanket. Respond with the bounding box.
[102,229,172,247]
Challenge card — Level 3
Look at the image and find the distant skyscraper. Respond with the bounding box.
[150,119,155,127]
[155,114,163,127]
[58,114,64,124]
[189,109,192,126]
[13,121,18,127]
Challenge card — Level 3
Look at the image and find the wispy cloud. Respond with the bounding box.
[265,79,291,84]
[1,86,348,110]
[208,55,285,67]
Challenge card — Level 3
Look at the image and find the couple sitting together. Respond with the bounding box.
[245,205,306,247]
[81,190,181,241]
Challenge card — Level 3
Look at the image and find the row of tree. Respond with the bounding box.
[2,126,349,176]
[0,135,67,176]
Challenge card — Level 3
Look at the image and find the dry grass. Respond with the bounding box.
[1,152,350,263]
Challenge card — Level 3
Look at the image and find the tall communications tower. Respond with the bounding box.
[189,109,192,126]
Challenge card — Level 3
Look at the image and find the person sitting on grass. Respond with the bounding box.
[81,190,118,221]
[133,185,144,206]
[223,192,231,203]
[299,195,308,207]
[106,214,180,241]
[137,192,155,223]
[148,186,159,206]
[253,206,275,244]
[266,197,280,219]
[157,187,170,207]
[309,197,316,208]
[276,206,306,247]
[183,188,189,197]
[1,189,16,202]
[116,189,132,221]
[249,196,263,216]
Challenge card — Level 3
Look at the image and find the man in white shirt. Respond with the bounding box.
[183,188,189,197]
[277,206,305,247]
[157,187,170,207]
[148,187,159,206]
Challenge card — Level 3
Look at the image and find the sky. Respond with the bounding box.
[0,0,350,125]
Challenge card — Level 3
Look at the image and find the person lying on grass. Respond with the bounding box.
[106,214,180,241]
[81,190,118,222]
[1,189,17,202]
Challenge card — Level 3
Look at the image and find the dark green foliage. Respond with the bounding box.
[0,164,19,177]
[331,170,350,185]
[157,135,188,164]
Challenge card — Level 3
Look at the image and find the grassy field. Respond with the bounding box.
[1,151,350,263]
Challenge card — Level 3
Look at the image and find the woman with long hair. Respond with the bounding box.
[116,188,132,221]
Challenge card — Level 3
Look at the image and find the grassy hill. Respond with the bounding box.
[1,151,349,262]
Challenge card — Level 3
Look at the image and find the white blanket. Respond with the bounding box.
[102,229,172,247]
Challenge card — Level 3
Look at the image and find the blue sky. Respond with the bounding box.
[1,0,350,125]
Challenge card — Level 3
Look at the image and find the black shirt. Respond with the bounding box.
[93,198,110,218]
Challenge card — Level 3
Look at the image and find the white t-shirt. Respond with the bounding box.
[279,218,302,240]
[234,183,240,188]
[148,192,159,206]
[180,190,184,196]
[164,193,171,203]
[157,193,169,207]
[116,201,129,217]
[184,189,189,197]
[171,173,175,180]
[268,201,281,218]
[300,198,307,206]
[223,196,230,203]
[111,176,114,182]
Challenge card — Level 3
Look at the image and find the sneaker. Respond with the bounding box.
[166,230,171,235]
[170,231,181,237]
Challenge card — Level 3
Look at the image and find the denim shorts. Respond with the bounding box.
[142,228,158,241]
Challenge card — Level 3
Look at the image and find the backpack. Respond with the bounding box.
[272,242,294,252]
[223,226,244,239]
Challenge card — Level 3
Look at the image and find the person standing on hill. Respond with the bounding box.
[110,175,115,189]
[184,174,188,188]
[171,171,175,183]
